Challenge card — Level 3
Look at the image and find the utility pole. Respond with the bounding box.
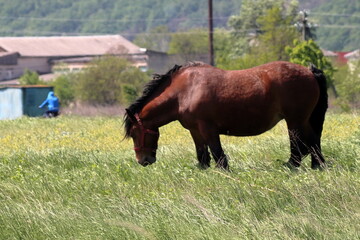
[208,0,214,66]
[297,10,317,41]
[300,10,308,41]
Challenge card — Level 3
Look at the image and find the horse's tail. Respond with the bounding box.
[309,64,328,137]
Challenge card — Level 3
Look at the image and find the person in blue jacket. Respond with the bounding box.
[39,91,60,117]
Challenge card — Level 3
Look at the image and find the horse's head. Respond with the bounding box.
[124,109,160,166]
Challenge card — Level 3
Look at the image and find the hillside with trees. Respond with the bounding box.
[11,0,359,110]
[0,0,241,37]
[313,0,360,51]
[0,0,358,51]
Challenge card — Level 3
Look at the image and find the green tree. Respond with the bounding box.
[122,84,138,104]
[228,0,299,56]
[19,69,45,85]
[168,28,208,62]
[75,56,147,105]
[314,0,360,51]
[219,2,299,70]
[133,25,171,52]
[51,74,75,106]
[255,6,298,61]
[286,39,337,97]
[214,29,235,68]
[333,61,360,111]
[0,0,359,52]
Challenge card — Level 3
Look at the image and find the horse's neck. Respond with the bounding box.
[140,91,178,129]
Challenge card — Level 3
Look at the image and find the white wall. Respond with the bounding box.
[0,88,23,120]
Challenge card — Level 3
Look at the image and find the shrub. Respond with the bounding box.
[51,74,76,106]
[75,56,148,105]
[333,60,360,111]
[19,69,46,85]
[286,40,337,96]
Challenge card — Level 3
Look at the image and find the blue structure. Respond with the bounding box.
[0,86,53,120]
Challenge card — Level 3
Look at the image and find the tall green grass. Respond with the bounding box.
[0,113,359,239]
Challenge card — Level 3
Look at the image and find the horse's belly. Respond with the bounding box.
[218,114,283,136]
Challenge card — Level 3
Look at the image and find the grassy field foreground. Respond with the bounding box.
[0,113,359,239]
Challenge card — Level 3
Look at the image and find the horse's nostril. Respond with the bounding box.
[138,156,156,167]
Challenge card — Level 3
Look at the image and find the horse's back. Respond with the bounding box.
[176,61,320,136]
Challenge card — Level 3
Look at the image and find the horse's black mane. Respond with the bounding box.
[124,62,205,138]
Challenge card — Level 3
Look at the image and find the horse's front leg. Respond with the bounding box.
[190,130,211,169]
[196,124,229,170]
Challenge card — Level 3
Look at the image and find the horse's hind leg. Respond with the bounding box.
[309,114,326,169]
[287,127,309,168]
[309,134,325,169]
[287,122,325,169]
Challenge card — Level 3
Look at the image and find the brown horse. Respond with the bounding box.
[124,61,328,169]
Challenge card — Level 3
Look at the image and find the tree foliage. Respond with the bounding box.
[51,74,75,106]
[74,56,148,105]
[0,0,356,51]
[218,1,299,70]
[0,0,241,37]
[228,0,298,56]
[313,0,360,51]
[213,29,234,68]
[19,69,45,85]
[168,28,208,62]
[255,6,298,61]
[333,61,360,111]
[133,25,171,52]
[286,39,337,96]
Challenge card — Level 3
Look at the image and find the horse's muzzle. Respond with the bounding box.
[138,156,156,167]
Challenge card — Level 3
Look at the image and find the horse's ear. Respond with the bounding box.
[125,108,137,123]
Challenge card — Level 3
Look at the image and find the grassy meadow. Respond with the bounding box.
[0,112,359,239]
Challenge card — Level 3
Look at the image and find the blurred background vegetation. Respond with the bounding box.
[12,0,360,111]
[0,0,358,51]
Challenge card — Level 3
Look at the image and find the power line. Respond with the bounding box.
[311,12,360,18]
[0,15,229,23]
[319,24,360,29]
[0,11,359,38]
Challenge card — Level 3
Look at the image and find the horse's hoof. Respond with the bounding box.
[311,162,326,170]
[284,161,299,171]
[215,164,230,171]
[197,163,210,170]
